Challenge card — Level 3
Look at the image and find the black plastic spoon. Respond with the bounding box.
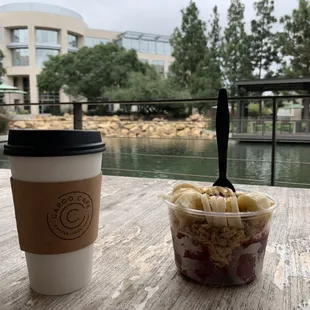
[213,88,235,192]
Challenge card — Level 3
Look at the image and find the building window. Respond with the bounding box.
[11,28,28,43]
[152,60,165,76]
[36,49,59,67]
[68,33,78,48]
[85,37,108,47]
[139,59,149,64]
[120,38,172,55]
[36,29,58,45]
[157,41,172,55]
[12,48,29,66]
[140,40,156,53]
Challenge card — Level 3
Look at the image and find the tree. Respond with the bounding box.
[279,0,310,77]
[170,1,208,92]
[250,0,278,79]
[105,68,191,117]
[205,5,222,95]
[0,49,6,83]
[38,43,148,101]
[222,0,253,96]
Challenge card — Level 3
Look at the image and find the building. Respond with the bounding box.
[0,3,174,114]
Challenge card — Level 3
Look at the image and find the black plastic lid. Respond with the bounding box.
[3,130,106,157]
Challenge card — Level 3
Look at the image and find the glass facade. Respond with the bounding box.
[68,33,78,48]
[12,48,29,66]
[152,60,165,75]
[118,33,172,55]
[36,49,59,67]
[11,28,28,43]
[36,29,58,45]
[85,37,108,47]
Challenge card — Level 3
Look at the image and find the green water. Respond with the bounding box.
[1,138,310,188]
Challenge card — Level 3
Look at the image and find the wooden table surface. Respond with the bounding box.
[0,169,310,310]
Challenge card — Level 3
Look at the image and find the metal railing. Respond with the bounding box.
[0,94,310,188]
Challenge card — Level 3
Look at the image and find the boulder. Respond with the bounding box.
[176,123,185,131]
[148,126,155,134]
[142,123,150,131]
[111,115,120,122]
[100,128,110,136]
[177,127,191,137]
[201,133,213,139]
[123,123,137,130]
[13,121,26,129]
[25,121,35,129]
[109,122,119,130]
[129,126,139,132]
[197,122,206,129]
[98,122,110,129]
[86,122,98,130]
[190,114,200,121]
[120,129,129,136]
[191,128,201,137]
[163,124,173,135]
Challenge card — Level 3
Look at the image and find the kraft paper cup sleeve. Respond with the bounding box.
[10,174,102,255]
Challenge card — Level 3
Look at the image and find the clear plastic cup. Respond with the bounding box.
[164,192,278,286]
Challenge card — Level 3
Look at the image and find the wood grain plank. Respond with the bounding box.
[0,169,309,310]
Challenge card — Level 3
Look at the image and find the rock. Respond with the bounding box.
[150,134,160,138]
[128,133,137,138]
[109,122,119,130]
[163,125,173,135]
[201,133,213,139]
[120,129,129,136]
[197,122,206,129]
[148,126,155,134]
[111,115,120,121]
[177,127,191,137]
[138,131,149,137]
[14,121,26,129]
[191,128,201,137]
[100,128,110,136]
[186,117,191,122]
[176,123,185,130]
[86,122,98,130]
[98,123,110,129]
[142,123,150,131]
[124,123,137,130]
[25,121,35,128]
[190,114,201,121]
[152,117,165,122]
[129,126,139,132]
[156,127,164,136]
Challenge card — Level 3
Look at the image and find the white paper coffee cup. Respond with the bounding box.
[4,130,106,295]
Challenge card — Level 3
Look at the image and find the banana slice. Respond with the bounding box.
[237,192,270,212]
[201,194,213,225]
[175,191,203,211]
[172,183,203,194]
[209,196,227,227]
[227,196,243,228]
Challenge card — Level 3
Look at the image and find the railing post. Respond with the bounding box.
[73,102,83,130]
[271,97,277,186]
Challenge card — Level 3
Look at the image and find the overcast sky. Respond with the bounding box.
[0,0,299,35]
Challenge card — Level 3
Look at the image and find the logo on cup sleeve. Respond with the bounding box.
[47,192,93,240]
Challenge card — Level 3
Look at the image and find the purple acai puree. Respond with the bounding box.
[171,227,270,286]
